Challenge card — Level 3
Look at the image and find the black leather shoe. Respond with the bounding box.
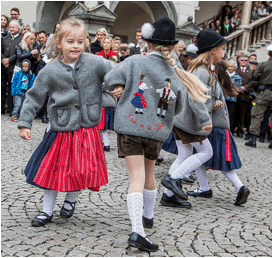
[259,137,265,143]
[142,216,153,228]
[128,232,159,252]
[155,160,160,166]
[60,200,76,219]
[237,132,243,138]
[161,175,188,200]
[245,133,251,140]
[160,193,192,208]
[104,145,110,152]
[269,143,272,149]
[187,188,212,198]
[31,212,53,227]
[245,134,256,148]
[182,174,195,184]
[235,186,250,206]
[157,155,164,163]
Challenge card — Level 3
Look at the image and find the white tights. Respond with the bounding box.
[101,130,109,146]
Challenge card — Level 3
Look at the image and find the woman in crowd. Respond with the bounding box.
[97,36,118,151]
[91,27,107,54]
[1,15,10,38]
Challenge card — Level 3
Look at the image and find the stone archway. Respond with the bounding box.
[109,1,178,43]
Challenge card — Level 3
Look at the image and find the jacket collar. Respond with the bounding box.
[58,53,83,70]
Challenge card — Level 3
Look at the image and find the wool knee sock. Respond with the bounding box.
[221,170,243,193]
[195,166,210,191]
[63,190,81,210]
[143,188,157,219]
[127,192,146,239]
[101,130,109,146]
[37,189,58,219]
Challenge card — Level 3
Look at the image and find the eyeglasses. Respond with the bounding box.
[240,59,248,62]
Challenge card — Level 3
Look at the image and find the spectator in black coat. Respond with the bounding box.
[221,19,231,36]
[90,28,107,54]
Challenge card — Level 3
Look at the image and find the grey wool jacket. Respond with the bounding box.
[18,53,113,131]
[211,83,230,130]
[104,52,183,142]
[173,65,217,136]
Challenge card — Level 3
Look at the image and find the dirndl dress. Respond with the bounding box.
[24,126,108,192]
[204,127,242,171]
[97,107,115,131]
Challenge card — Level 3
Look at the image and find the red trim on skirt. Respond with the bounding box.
[97,107,105,130]
[33,127,108,192]
[225,129,232,161]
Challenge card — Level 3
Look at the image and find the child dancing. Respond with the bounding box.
[18,17,113,227]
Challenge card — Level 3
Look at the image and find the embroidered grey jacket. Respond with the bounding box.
[173,65,218,136]
[104,52,183,142]
[18,53,113,131]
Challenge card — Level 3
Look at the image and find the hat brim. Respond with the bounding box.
[184,52,198,58]
[142,36,178,46]
[196,37,228,54]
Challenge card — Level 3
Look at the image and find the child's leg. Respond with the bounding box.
[221,170,243,193]
[143,158,157,220]
[195,166,210,191]
[37,189,58,219]
[11,95,22,117]
[63,190,81,210]
[170,139,213,180]
[164,141,193,197]
[101,130,109,146]
[126,155,146,238]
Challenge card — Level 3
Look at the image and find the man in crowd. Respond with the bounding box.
[120,46,129,62]
[174,40,184,58]
[129,28,147,56]
[1,20,22,114]
[10,7,21,23]
[20,24,30,36]
[38,31,48,46]
[235,54,252,138]
[246,45,272,148]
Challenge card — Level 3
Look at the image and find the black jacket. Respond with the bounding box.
[90,40,103,54]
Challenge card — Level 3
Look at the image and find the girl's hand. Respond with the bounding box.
[110,86,124,99]
[31,49,38,55]
[202,123,213,132]
[19,127,31,140]
[213,100,223,110]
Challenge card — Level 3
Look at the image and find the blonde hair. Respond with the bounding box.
[47,17,87,59]
[21,32,35,51]
[187,44,226,86]
[92,28,108,42]
[101,36,113,49]
[150,43,209,103]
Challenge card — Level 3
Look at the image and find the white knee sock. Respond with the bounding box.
[127,192,146,238]
[37,189,58,219]
[221,170,243,193]
[63,191,81,210]
[101,130,109,146]
[195,166,210,191]
[170,139,213,180]
[143,188,157,219]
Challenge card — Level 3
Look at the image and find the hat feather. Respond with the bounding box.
[141,23,155,39]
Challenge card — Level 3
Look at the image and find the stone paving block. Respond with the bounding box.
[249,251,271,256]
[14,250,33,257]
[217,253,235,257]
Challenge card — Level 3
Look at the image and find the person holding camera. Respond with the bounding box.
[245,45,272,148]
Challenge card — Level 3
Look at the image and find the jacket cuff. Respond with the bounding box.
[200,117,212,127]
[17,121,32,130]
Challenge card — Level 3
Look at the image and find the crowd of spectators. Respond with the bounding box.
[199,1,272,37]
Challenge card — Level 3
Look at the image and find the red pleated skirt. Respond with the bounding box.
[33,127,108,192]
[97,107,105,130]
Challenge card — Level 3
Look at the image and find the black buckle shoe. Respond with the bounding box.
[235,186,250,206]
[142,216,153,229]
[245,135,256,148]
[160,193,192,208]
[187,188,212,198]
[31,212,53,227]
[157,155,164,163]
[182,174,195,184]
[60,200,76,219]
[104,145,110,152]
[161,175,188,200]
[128,232,159,252]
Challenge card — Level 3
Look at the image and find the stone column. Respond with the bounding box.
[239,1,252,28]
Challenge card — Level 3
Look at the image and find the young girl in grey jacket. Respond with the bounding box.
[18,17,113,227]
[105,17,209,252]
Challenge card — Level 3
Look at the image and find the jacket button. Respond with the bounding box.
[73,86,78,90]
[75,105,80,110]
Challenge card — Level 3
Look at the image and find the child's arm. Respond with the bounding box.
[19,127,31,140]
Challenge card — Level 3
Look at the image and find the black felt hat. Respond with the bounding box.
[196,28,228,54]
[141,16,178,46]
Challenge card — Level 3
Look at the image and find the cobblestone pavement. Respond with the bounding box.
[1,114,272,257]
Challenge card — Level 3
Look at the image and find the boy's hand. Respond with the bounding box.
[213,100,222,110]
[202,123,213,132]
[19,127,31,140]
[110,86,124,99]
